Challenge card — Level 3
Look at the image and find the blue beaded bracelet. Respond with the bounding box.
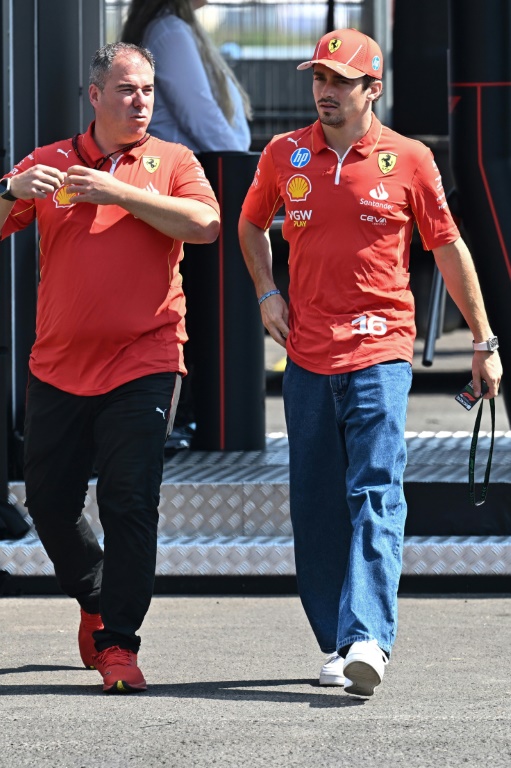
[258,289,281,305]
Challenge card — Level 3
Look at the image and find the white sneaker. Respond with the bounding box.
[342,640,388,697]
[319,652,345,686]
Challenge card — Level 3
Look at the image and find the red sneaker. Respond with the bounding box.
[93,646,147,693]
[78,608,104,669]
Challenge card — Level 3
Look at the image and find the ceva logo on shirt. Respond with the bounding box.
[290,148,311,168]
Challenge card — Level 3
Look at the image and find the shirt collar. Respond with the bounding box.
[79,121,150,166]
[311,114,383,157]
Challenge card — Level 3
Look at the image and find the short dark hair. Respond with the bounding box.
[361,74,383,102]
[89,42,155,90]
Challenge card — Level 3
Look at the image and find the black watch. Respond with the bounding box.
[0,177,17,202]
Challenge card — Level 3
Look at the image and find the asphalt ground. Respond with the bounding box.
[1,594,511,768]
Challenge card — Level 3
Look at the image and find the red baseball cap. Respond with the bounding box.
[297,28,383,80]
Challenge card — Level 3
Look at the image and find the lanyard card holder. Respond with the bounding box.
[454,379,494,506]
[468,397,495,506]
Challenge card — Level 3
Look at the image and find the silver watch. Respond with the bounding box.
[473,336,499,352]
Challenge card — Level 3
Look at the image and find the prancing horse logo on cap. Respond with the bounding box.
[328,39,342,54]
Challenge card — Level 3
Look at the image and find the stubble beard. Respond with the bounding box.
[318,112,346,128]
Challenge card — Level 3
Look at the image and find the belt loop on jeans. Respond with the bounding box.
[468,397,495,506]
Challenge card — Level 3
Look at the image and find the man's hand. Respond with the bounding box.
[64,165,123,205]
[472,350,502,399]
[238,215,288,346]
[260,292,290,348]
[9,165,66,199]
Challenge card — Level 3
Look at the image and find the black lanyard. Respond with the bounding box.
[71,133,150,170]
[468,397,495,506]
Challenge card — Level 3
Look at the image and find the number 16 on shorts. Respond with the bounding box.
[351,314,387,336]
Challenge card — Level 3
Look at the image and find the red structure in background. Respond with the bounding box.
[449,0,511,419]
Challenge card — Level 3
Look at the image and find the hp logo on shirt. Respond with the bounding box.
[290,148,311,168]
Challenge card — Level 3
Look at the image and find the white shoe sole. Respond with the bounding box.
[343,660,381,697]
[319,672,345,686]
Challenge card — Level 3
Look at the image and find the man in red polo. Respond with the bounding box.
[0,42,220,693]
[239,28,502,696]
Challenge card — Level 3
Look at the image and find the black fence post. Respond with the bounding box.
[185,152,266,451]
[0,241,29,539]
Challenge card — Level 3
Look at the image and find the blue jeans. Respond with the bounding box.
[283,358,412,657]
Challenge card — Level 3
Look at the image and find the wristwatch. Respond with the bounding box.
[473,336,499,352]
[0,177,17,202]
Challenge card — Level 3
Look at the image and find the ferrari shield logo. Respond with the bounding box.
[378,152,397,174]
[328,39,342,54]
[143,157,161,173]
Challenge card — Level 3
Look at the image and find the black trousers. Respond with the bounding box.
[24,372,180,653]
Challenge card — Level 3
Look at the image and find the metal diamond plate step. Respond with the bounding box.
[2,434,511,577]
[3,530,511,577]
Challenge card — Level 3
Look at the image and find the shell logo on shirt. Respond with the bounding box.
[143,157,161,173]
[286,175,312,202]
[53,185,77,208]
[378,152,397,174]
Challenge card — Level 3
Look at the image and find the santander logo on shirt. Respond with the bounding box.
[369,182,389,201]
[360,182,394,211]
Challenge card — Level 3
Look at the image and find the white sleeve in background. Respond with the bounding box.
[144,15,251,152]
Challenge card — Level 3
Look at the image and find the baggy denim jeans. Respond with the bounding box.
[283,358,412,657]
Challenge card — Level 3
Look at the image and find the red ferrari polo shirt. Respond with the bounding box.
[2,123,219,395]
[242,116,460,374]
